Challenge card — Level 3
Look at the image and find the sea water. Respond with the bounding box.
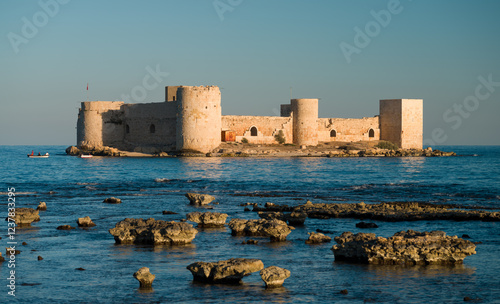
[0,145,499,303]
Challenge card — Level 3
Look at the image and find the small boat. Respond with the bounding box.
[28,153,49,158]
[80,154,93,158]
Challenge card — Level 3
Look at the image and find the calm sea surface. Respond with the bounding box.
[0,145,499,303]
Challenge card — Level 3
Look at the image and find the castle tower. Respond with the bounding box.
[379,99,423,149]
[175,86,221,153]
[77,101,124,148]
[291,98,318,146]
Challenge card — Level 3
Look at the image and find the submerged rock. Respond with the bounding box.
[37,202,47,211]
[228,218,292,242]
[306,232,332,244]
[109,218,198,245]
[187,258,264,284]
[77,216,96,227]
[332,230,476,265]
[356,221,378,229]
[10,208,40,226]
[133,267,155,288]
[260,266,291,288]
[103,197,122,204]
[186,212,228,228]
[185,193,215,205]
[56,225,75,230]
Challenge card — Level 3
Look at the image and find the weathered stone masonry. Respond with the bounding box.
[76,86,423,153]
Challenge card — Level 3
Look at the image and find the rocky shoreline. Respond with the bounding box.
[65,141,456,158]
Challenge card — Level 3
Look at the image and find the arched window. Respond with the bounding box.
[150,124,156,134]
[250,126,258,136]
[126,124,130,134]
[369,129,375,138]
[330,129,337,137]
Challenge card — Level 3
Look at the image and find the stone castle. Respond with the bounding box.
[76,86,423,153]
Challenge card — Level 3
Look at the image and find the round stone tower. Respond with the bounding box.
[176,86,221,153]
[291,98,318,146]
[77,101,124,149]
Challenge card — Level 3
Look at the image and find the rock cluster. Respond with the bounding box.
[186,258,264,284]
[332,230,476,265]
[37,202,47,211]
[260,266,291,288]
[293,201,500,222]
[77,216,96,227]
[103,197,122,204]
[11,208,40,226]
[66,145,122,156]
[133,267,155,288]
[186,212,228,228]
[186,193,215,205]
[305,232,332,244]
[109,218,198,245]
[228,218,292,241]
[257,211,307,226]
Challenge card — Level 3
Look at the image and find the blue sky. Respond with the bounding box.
[1,0,499,145]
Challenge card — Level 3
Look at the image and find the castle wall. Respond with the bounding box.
[176,86,221,153]
[291,99,318,146]
[77,101,124,148]
[123,102,177,151]
[221,115,293,144]
[317,117,380,142]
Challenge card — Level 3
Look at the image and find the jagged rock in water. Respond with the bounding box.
[76,216,96,227]
[257,211,307,226]
[332,230,476,265]
[305,232,332,244]
[228,218,292,242]
[185,193,215,205]
[260,266,291,288]
[109,218,198,245]
[356,221,378,228]
[65,146,80,156]
[103,197,122,204]
[0,252,4,262]
[287,211,307,225]
[186,212,228,228]
[37,202,47,211]
[133,267,155,288]
[186,258,264,284]
[10,208,40,226]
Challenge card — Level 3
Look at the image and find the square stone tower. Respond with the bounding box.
[379,99,423,149]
